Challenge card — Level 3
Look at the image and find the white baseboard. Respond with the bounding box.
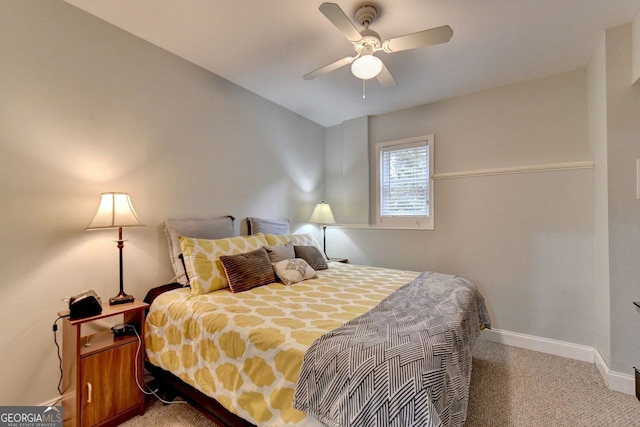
[480,328,635,395]
[593,349,636,395]
[480,328,595,362]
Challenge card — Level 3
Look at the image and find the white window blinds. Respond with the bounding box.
[380,142,429,217]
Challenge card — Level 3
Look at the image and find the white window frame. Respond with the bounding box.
[374,134,434,230]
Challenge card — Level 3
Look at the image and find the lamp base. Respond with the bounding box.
[109,292,134,306]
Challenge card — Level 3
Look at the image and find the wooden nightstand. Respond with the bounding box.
[329,257,349,264]
[59,300,148,427]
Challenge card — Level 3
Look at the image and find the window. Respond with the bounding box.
[374,135,434,229]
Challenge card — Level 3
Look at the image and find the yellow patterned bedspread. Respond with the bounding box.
[145,262,419,426]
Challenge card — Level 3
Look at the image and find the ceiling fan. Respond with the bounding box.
[304,2,453,88]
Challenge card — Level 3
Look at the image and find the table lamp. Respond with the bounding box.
[309,201,336,257]
[86,192,144,305]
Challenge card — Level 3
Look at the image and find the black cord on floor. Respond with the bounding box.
[52,315,69,395]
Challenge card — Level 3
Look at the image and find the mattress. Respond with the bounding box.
[145,261,488,426]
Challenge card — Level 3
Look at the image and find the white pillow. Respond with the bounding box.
[163,216,235,285]
[272,258,317,286]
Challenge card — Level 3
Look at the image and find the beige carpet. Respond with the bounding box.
[122,340,640,426]
[467,340,640,426]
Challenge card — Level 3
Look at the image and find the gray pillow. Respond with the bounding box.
[247,217,290,235]
[264,242,295,263]
[219,248,276,293]
[294,245,328,271]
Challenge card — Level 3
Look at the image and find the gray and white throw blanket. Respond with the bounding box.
[293,271,491,427]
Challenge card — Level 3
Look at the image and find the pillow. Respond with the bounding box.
[247,217,290,235]
[265,233,327,261]
[163,216,235,285]
[272,258,317,286]
[264,242,295,263]
[179,233,268,295]
[219,248,276,293]
[294,245,328,271]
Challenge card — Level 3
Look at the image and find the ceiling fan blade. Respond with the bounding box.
[304,56,355,80]
[319,2,362,43]
[382,25,453,53]
[376,61,397,88]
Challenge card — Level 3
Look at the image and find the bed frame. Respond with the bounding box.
[145,361,254,427]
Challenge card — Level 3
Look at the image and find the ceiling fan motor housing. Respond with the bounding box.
[356,28,381,54]
[353,5,381,55]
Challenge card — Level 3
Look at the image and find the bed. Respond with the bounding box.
[145,217,490,426]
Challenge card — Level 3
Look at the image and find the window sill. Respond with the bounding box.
[329,223,434,231]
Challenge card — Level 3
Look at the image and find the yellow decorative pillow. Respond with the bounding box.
[264,233,327,260]
[179,233,269,295]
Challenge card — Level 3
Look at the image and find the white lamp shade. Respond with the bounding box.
[309,202,336,225]
[351,54,383,80]
[86,192,144,229]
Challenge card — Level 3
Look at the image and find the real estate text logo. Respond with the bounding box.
[0,406,62,427]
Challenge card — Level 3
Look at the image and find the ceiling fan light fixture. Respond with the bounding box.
[351,54,383,80]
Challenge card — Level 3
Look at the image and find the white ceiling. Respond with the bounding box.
[64,0,640,127]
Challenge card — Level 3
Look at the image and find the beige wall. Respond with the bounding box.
[326,70,596,346]
[0,1,324,405]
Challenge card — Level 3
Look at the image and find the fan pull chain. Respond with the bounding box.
[362,79,366,99]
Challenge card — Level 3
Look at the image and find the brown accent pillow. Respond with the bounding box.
[219,248,276,293]
[264,241,295,263]
[294,245,328,271]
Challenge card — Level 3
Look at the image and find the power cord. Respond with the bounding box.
[126,325,187,405]
[52,315,70,395]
